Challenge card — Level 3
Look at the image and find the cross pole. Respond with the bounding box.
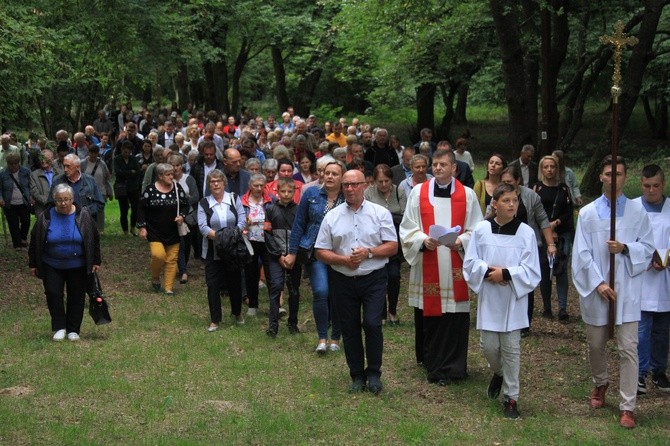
[599,21,638,339]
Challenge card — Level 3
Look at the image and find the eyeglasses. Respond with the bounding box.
[342,182,366,189]
[209,179,224,184]
[55,198,73,204]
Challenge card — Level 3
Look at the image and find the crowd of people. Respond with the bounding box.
[1,102,668,428]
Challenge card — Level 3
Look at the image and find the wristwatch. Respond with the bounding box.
[367,248,373,259]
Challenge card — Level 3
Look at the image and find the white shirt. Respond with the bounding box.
[315,199,397,276]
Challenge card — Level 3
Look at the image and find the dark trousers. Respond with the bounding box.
[244,241,267,309]
[330,268,387,381]
[205,259,242,323]
[4,204,30,247]
[177,234,191,276]
[118,190,139,232]
[383,257,401,318]
[267,256,301,330]
[42,263,88,333]
[414,308,470,381]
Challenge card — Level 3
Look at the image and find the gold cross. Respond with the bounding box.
[600,21,639,99]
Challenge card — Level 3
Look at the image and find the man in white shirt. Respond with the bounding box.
[315,169,398,395]
[572,155,654,429]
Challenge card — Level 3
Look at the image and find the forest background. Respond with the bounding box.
[0,0,668,196]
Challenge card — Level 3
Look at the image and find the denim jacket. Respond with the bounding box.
[289,186,344,254]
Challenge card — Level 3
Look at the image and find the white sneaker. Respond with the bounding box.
[329,343,341,352]
[246,308,257,316]
[67,332,80,341]
[53,329,66,341]
[258,280,266,289]
[315,342,327,354]
[278,307,287,319]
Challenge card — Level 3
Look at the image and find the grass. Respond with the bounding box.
[1,165,670,444]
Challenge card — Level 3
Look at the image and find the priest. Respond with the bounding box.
[571,155,654,429]
[399,149,483,385]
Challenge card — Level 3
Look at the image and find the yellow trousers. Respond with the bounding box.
[149,242,180,292]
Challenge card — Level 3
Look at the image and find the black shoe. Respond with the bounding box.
[349,378,366,393]
[288,324,300,334]
[558,308,569,321]
[503,398,520,419]
[487,373,504,399]
[637,377,647,395]
[367,376,383,395]
[652,374,670,392]
[152,282,161,292]
[542,309,554,319]
[266,328,277,338]
[520,328,530,338]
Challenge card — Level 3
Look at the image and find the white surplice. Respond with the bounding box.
[572,196,654,326]
[633,197,670,312]
[463,220,541,332]
[399,178,483,313]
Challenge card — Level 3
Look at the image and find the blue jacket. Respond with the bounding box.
[289,186,344,254]
[0,166,31,205]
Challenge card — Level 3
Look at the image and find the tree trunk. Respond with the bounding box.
[230,38,251,118]
[489,0,534,149]
[292,31,336,117]
[271,46,289,113]
[656,94,668,139]
[175,63,190,110]
[454,83,469,125]
[438,83,458,141]
[416,83,436,136]
[642,95,658,134]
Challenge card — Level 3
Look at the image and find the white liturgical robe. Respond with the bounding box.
[572,195,654,326]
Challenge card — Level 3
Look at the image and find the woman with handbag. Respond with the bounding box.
[137,163,188,295]
[284,159,346,354]
[28,184,101,341]
[113,141,141,236]
[197,169,247,331]
[364,164,407,325]
[168,154,198,285]
[532,155,574,321]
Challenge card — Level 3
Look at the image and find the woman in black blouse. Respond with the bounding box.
[137,163,188,295]
[533,155,574,321]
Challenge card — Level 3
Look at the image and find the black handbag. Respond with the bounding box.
[88,273,112,325]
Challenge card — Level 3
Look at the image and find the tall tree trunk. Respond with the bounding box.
[175,63,190,110]
[489,0,533,149]
[454,83,469,125]
[230,38,251,118]
[642,95,658,134]
[657,95,668,139]
[271,46,289,113]
[438,83,458,140]
[292,31,336,117]
[416,83,436,137]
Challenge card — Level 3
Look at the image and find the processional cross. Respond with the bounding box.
[599,21,638,339]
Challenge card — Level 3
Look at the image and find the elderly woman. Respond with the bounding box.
[245,158,262,175]
[364,164,407,325]
[137,163,189,295]
[81,145,113,234]
[262,158,278,184]
[29,184,101,341]
[474,153,507,215]
[399,154,432,197]
[168,154,199,285]
[114,141,142,236]
[0,153,32,248]
[198,169,247,330]
[284,159,346,353]
[241,173,274,316]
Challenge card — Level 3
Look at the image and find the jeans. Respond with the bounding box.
[42,263,88,334]
[638,310,670,378]
[267,256,301,329]
[539,232,572,312]
[308,259,340,341]
[244,241,268,309]
[177,234,192,276]
[330,268,387,380]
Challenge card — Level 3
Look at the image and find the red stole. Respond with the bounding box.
[419,179,468,316]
